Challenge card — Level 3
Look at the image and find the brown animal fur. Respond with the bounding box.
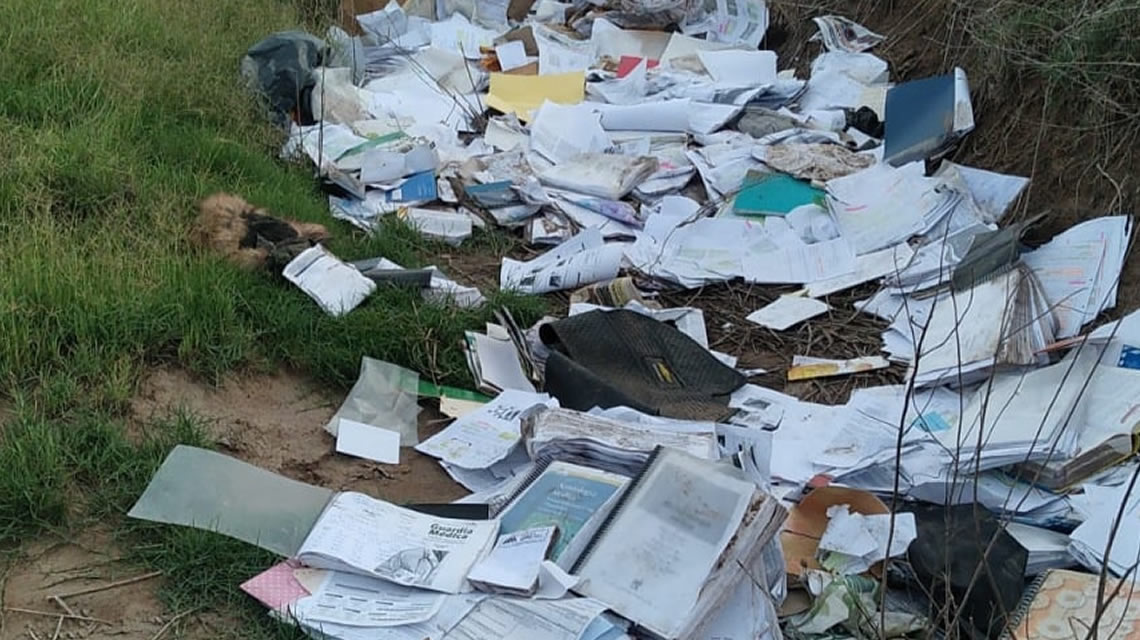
[190,193,329,270]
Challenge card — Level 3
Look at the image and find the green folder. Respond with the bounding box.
[732,170,825,217]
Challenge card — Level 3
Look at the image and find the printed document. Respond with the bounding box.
[416,390,554,469]
[289,570,444,627]
[296,492,499,594]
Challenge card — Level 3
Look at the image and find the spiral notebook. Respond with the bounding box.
[1003,569,1140,640]
[568,446,787,640]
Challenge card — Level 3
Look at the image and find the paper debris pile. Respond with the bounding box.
[141,4,1140,640]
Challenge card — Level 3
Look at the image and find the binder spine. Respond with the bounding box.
[489,457,555,518]
[570,445,664,574]
[999,570,1049,640]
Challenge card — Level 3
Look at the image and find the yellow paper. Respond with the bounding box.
[485,71,584,121]
[439,396,486,419]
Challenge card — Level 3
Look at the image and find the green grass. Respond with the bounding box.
[963,0,1140,125]
[0,0,544,634]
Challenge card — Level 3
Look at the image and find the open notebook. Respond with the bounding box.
[568,446,787,639]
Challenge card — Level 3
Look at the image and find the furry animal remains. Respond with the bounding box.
[190,193,329,270]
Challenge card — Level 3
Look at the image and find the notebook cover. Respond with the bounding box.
[1006,569,1140,640]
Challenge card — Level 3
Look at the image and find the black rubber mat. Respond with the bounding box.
[540,309,745,421]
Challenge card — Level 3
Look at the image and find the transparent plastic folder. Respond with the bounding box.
[128,445,333,557]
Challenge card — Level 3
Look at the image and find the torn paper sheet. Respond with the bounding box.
[335,419,401,465]
[811,15,885,53]
[826,161,958,255]
[466,330,535,393]
[747,296,830,330]
[699,0,769,48]
[415,389,554,469]
[283,245,376,317]
[547,193,641,236]
[788,355,889,381]
[817,506,917,575]
[530,101,611,163]
[445,596,609,640]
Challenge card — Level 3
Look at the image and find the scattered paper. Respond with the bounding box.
[529,101,611,163]
[400,207,474,245]
[501,228,625,294]
[335,418,401,465]
[747,296,830,330]
[414,389,554,469]
[289,570,444,627]
[817,505,917,575]
[296,492,499,593]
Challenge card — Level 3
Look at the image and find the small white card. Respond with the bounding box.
[336,418,401,464]
[495,40,529,71]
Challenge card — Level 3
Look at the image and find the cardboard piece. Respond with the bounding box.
[780,487,890,580]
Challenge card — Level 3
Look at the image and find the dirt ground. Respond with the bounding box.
[2,367,471,640]
[130,367,468,504]
[1,530,202,640]
[3,367,470,640]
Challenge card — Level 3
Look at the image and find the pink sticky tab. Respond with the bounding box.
[240,560,310,610]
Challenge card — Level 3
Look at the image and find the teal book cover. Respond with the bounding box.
[498,463,628,562]
[733,170,824,216]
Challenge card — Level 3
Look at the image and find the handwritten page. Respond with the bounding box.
[415,389,554,469]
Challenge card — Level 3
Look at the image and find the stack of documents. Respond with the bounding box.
[1068,481,1140,578]
[463,323,538,394]
[569,447,787,640]
[1005,522,1073,576]
[911,265,1057,387]
[931,349,1097,473]
[523,407,718,475]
